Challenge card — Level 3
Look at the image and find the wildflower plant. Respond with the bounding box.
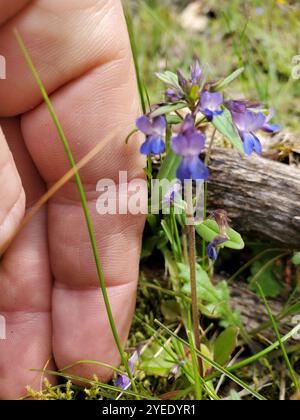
[130,58,280,387]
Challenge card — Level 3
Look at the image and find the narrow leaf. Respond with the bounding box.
[214,67,245,90]
[151,102,186,118]
[213,108,244,154]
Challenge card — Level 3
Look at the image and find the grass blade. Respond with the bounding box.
[125,7,147,114]
[256,283,299,390]
[155,320,267,400]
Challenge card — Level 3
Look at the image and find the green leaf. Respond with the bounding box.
[228,390,242,400]
[249,260,283,298]
[161,300,181,322]
[292,252,300,265]
[166,114,183,125]
[155,71,181,91]
[179,263,240,327]
[150,102,186,118]
[158,149,181,181]
[195,219,245,250]
[214,67,245,90]
[212,108,244,154]
[161,220,174,245]
[140,344,175,377]
[141,236,159,259]
[214,327,239,366]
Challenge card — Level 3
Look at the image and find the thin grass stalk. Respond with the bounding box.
[256,283,299,390]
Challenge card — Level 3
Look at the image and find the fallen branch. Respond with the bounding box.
[207,148,300,248]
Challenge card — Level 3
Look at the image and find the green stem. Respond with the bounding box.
[187,311,202,400]
[15,31,138,395]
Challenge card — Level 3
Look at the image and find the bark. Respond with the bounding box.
[207,148,300,248]
[229,281,296,341]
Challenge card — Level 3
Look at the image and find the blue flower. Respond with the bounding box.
[207,236,228,262]
[198,91,224,122]
[165,88,184,103]
[226,101,280,156]
[115,350,140,391]
[171,115,209,181]
[190,58,202,85]
[136,115,166,155]
[115,373,131,390]
[163,182,182,205]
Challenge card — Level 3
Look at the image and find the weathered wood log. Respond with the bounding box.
[229,281,296,341]
[207,148,300,248]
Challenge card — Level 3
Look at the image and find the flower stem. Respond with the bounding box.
[186,181,203,377]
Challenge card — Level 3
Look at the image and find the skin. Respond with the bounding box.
[0,0,145,399]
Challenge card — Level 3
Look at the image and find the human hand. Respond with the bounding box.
[0,0,144,399]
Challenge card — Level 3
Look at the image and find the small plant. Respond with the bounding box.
[130,57,281,392]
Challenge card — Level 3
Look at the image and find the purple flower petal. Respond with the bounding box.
[171,134,186,155]
[136,115,153,135]
[152,115,167,135]
[207,243,218,261]
[150,136,166,154]
[140,139,152,155]
[171,132,205,157]
[115,373,131,390]
[199,91,224,121]
[176,156,209,181]
[163,183,182,205]
[140,136,165,155]
[166,89,182,102]
[137,115,166,155]
[233,110,266,132]
[241,132,262,156]
[171,114,208,180]
[190,59,202,85]
[200,91,224,112]
[226,100,260,114]
[262,123,281,133]
[181,114,195,133]
[207,236,228,261]
[203,109,214,122]
[177,69,188,90]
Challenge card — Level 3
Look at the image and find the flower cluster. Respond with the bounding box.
[136,58,280,182]
[134,58,280,262]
